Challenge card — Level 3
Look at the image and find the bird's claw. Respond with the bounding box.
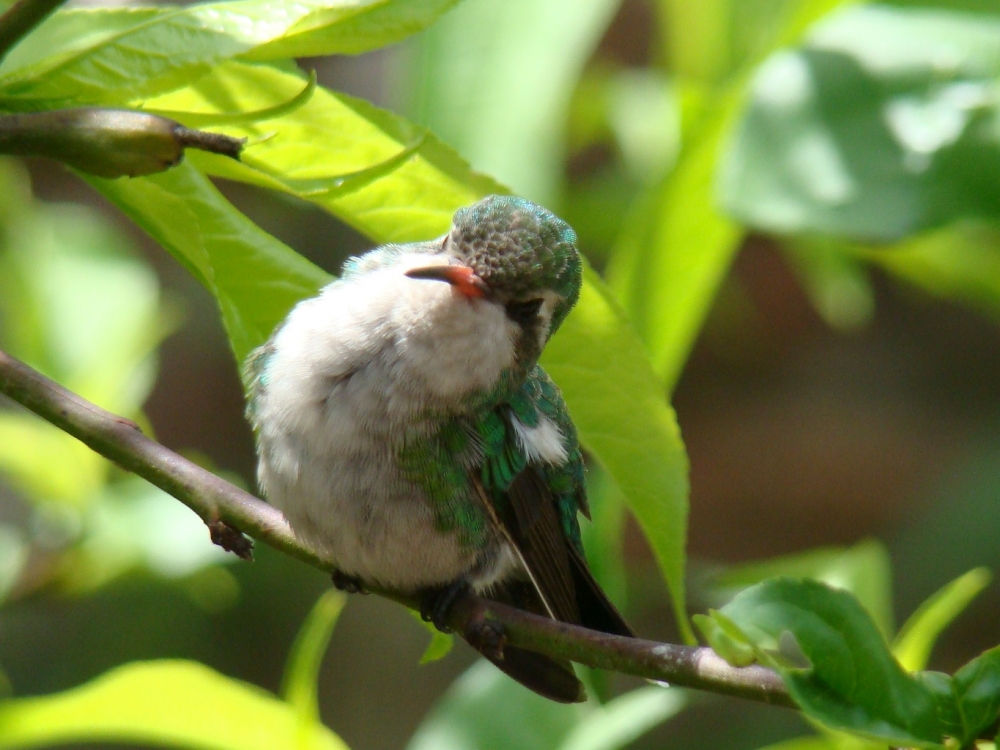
[331,570,366,594]
[420,580,471,634]
[207,519,254,561]
[466,616,506,661]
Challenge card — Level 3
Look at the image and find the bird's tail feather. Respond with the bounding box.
[481,647,586,703]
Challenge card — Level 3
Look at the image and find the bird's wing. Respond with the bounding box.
[475,367,633,636]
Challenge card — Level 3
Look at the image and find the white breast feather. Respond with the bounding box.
[252,250,522,591]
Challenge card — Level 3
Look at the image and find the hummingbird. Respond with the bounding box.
[244,195,633,702]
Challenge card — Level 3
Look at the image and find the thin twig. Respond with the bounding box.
[0,0,67,64]
[0,347,793,709]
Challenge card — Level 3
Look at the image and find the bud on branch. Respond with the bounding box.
[0,108,245,178]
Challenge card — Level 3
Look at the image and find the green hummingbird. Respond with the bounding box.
[245,195,633,702]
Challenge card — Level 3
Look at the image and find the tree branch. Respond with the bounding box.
[0,0,66,64]
[0,347,793,709]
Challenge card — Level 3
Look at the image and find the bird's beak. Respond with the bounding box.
[405,264,489,299]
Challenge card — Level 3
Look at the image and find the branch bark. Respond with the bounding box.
[0,347,793,709]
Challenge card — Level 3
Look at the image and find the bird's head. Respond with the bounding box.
[406,195,582,369]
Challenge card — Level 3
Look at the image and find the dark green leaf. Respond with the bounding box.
[715,578,945,747]
[706,539,895,637]
[951,647,1000,745]
[720,4,1000,240]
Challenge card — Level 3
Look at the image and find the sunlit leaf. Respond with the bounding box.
[142,60,505,243]
[62,476,231,591]
[0,171,171,505]
[606,93,744,389]
[282,590,347,722]
[0,0,463,108]
[408,611,455,665]
[85,161,331,363]
[247,0,463,59]
[403,0,621,204]
[608,0,857,387]
[894,568,992,672]
[0,660,348,750]
[721,4,1000,240]
[542,266,693,642]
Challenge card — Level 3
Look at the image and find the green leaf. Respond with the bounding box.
[693,611,757,667]
[0,660,348,750]
[720,4,1000,240]
[0,0,462,108]
[85,161,330,363]
[0,167,171,504]
[406,660,585,750]
[748,738,839,750]
[408,611,455,665]
[246,0,463,60]
[557,686,686,750]
[894,568,992,672]
[784,238,875,331]
[605,92,744,389]
[282,590,347,722]
[950,647,1000,745]
[706,539,895,638]
[142,60,506,243]
[578,464,629,612]
[541,265,693,643]
[608,0,856,387]
[403,0,621,204]
[407,660,680,750]
[714,578,945,747]
[65,476,231,590]
[860,224,1000,324]
[917,648,1000,748]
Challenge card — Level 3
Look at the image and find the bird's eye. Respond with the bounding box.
[505,298,544,326]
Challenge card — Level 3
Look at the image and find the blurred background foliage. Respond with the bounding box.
[1,0,1000,747]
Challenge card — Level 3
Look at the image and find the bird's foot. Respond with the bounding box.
[420,580,471,634]
[207,519,254,561]
[331,570,366,594]
[465,616,506,661]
